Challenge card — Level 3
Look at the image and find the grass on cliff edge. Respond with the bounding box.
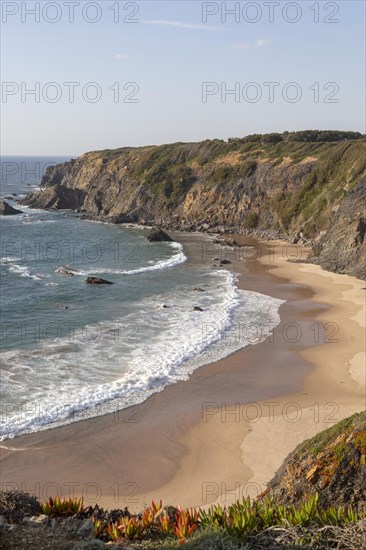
[295,410,366,457]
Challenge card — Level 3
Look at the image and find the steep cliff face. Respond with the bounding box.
[309,179,366,279]
[21,132,366,278]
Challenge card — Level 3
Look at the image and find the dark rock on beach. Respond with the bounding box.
[85,277,114,285]
[147,227,174,242]
[0,200,23,215]
[213,237,238,247]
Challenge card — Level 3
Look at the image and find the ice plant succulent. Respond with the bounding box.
[159,513,172,533]
[91,517,105,538]
[117,516,145,539]
[173,509,199,544]
[41,497,84,517]
[142,499,163,529]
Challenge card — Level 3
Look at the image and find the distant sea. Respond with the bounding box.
[0,156,284,441]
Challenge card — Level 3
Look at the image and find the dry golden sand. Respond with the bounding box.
[216,242,365,506]
[0,238,364,512]
[138,241,366,510]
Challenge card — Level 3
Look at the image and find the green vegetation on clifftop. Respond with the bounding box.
[21,130,366,278]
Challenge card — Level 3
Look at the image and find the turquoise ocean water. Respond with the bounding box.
[0,156,284,441]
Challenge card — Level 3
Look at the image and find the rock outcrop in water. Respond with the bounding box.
[0,200,23,215]
[147,227,174,242]
[55,266,79,277]
[85,277,114,285]
[20,131,366,279]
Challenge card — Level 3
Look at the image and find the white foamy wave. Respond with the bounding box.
[0,271,284,441]
[75,242,187,276]
[8,263,44,281]
[22,219,56,224]
[0,256,21,264]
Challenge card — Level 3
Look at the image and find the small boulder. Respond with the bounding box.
[193,306,203,312]
[220,259,232,265]
[155,506,179,525]
[55,266,78,277]
[85,277,114,285]
[23,514,49,525]
[222,238,238,247]
[147,227,174,242]
[0,200,23,215]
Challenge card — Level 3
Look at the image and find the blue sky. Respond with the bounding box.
[1,0,365,155]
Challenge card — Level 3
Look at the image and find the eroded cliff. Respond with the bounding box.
[21,131,366,279]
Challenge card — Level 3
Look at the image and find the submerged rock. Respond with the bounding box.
[192,287,205,292]
[85,277,114,285]
[147,227,174,242]
[55,266,77,277]
[0,200,23,215]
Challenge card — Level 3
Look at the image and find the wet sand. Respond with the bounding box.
[1,237,364,512]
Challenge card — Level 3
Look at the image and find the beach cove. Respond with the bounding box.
[1,234,364,512]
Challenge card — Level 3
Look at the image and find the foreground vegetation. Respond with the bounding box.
[1,413,365,548]
[34,493,365,548]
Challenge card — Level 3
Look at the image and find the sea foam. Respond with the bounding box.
[0,270,284,441]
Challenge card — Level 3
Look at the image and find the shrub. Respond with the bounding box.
[244,212,259,229]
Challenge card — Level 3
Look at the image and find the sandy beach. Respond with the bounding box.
[1,237,364,513]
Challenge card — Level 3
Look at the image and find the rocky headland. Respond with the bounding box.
[20,131,366,279]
